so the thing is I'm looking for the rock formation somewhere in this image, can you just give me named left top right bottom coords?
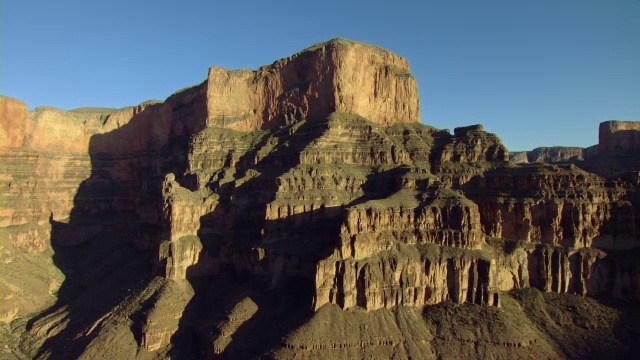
left=598, top=120, right=640, bottom=154
left=510, top=121, right=640, bottom=178
left=510, top=147, right=587, bottom=164
left=1, top=38, right=639, bottom=359
left=206, top=39, right=419, bottom=131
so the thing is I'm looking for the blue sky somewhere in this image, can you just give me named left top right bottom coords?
left=2, top=0, right=639, bottom=151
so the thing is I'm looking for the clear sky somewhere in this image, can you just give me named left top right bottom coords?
left=2, top=0, right=639, bottom=151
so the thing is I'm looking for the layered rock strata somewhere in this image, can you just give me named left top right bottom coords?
left=599, top=120, right=640, bottom=154
left=510, top=147, right=587, bottom=164
left=510, top=121, right=640, bottom=178
left=0, top=39, right=639, bottom=359
left=464, top=164, right=635, bottom=248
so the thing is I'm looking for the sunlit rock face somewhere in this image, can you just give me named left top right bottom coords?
left=1, top=39, right=640, bottom=359
left=205, top=38, right=420, bottom=131
left=599, top=120, right=640, bottom=154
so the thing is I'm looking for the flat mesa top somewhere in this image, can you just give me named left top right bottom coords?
left=295, top=37, right=395, bottom=55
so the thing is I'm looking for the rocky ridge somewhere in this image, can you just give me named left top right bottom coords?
left=510, top=146, right=592, bottom=164
left=1, top=38, right=639, bottom=359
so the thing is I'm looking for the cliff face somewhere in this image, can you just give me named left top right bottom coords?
left=510, top=147, right=586, bottom=164
left=206, top=39, right=420, bottom=131
left=599, top=120, right=640, bottom=154
left=512, top=121, right=640, bottom=178
left=1, top=39, right=640, bottom=359
left=0, top=83, right=207, bottom=330
left=0, top=96, right=32, bottom=148
left=464, top=165, right=635, bottom=248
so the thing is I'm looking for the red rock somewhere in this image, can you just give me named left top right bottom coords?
left=205, top=39, right=420, bottom=131
left=0, top=96, right=31, bottom=148
left=599, top=120, right=640, bottom=154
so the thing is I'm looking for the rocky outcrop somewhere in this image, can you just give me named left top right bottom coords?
left=142, top=112, right=516, bottom=322
left=528, top=147, right=585, bottom=163
left=0, top=38, right=415, bottom=253
left=339, top=189, right=485, bottom=259
left=139, top=280, right=194, bottom=352
left=509, top=151, right=528, bottom=163
left=153, top=103, right=640, bottom=316
left=465, top=164, right=637, bottom=249
left=572, top=120, right=640, bottom=178
left=209, top=296, right=260, bottom=355
left=510, top=147, right=586, bottom=164
left=314, top=245, right=499, bottom=311
left=0, top=96, right=32, bottom=148
left=599, top=120, right=640, bottom=154
left=0, top=92, right=187, bottom=324
left=491, top=239, right=640, bottom=301
left=206, top=39, right=419, bottom=131
left=512, top=121, right=640, bottom=179
left=441, top=124, right=508, bottom=164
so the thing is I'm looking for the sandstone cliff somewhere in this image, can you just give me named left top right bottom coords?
left=206, top=39, right=419, bottom=131
left=599, top=120, right=640, bottom=154
left=1, top=39, right=639, bottom=359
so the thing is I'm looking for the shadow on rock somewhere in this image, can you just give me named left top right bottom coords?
left=26, top=85, right=209, bottom=359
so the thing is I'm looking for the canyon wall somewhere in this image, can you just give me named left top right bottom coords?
left=510, top=147, right=586, bottom=164
left=1, top=39, right=640, bottom=358
left=599, top=120, right=640, bottom=154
